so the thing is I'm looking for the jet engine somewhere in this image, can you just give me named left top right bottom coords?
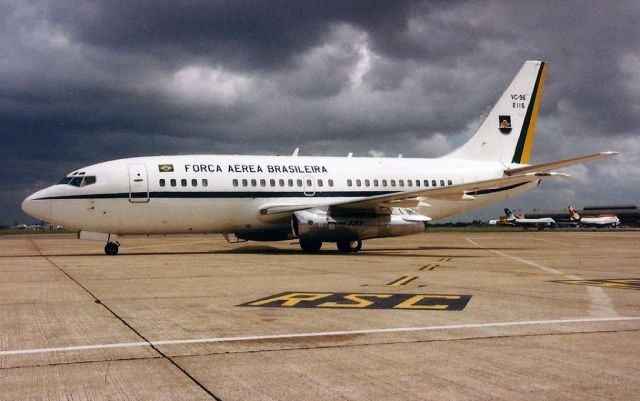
left=291, top=209, right=429, bottom=242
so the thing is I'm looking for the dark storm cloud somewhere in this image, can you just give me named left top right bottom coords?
left=45, top=0, right=419, bottom=71
left=1, top=0, right=638, bottom=224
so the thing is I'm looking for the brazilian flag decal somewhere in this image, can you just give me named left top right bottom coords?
left=158, top=164, right=174, bottom=172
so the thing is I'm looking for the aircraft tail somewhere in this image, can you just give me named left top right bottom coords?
left=504, top=208, right=516, bottom=220
left=567, top=206, right=580, bottom=220
left=444, top=61, right=547, bottom=165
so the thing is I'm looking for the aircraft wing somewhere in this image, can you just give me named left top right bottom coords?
left=260, top=172, right=564, bottom=216
left=260, top=150, right=620, bottom=217
left=504, top=151, right=619, bottom=176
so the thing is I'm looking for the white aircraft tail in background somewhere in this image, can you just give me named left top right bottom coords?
left=22, top=61, right=619, bottom=254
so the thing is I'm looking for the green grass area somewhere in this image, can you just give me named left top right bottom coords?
left=426, top=226, right=639, bottom=232
left=1, top=226, right=636, bottom=236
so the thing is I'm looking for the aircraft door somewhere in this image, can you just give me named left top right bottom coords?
left=303, top=175, right=315, bottom=196
left=128, top=163, right=150, bottom=203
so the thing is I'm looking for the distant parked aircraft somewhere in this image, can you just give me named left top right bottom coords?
left=568, top=206, right=620, bottom=227
left=501, top=208, right=555, bottom=229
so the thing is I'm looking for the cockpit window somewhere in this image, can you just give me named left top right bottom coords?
left=69, top=177, right=84, bottom=187
left=57, top=175, right=97, bottom=187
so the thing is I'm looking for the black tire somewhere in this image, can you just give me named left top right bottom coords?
left=104, top=242, right=119, bottom=255
left=336, top=239, right=362, bottom=253
left=299, top=238, right=322, bottom=252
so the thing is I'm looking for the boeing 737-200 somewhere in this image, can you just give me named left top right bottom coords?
left=22, top=61, right=618, bottom=254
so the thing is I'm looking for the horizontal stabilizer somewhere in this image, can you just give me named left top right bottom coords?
left=505, top=151, right=619, bottom=176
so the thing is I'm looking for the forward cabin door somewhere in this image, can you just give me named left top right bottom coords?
left=128, top=163, right=150, bottom=203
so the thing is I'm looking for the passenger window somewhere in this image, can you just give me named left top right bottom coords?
left=382, top=179, right=387, bottom=187
left=317, top=179, right=323, bottom=187
left=424, top=180, right=429, bottom=187
left=288, top=179, right=294, bottom=187
left=399, top=180, right=404, bottom=187
left=170, top=179, right=176, bottom=187
left=347, top=179, right=353, bottom=187
left=432, top=180, right=437, bottom=187
left=448, top=180, right=453, bottom=186
left=181, top=179, right=187, bottom=187
left=365, top=179, right=370, bottom=187
left=270, top=179, right=276, bottom=187
left=356, top=179, right=362, bottom=186
left=306, top=179, right=312, bottom=186
left=390, top=179, right=396, bottom=187
left=279, top=179, right=285, bottom=186
left=232, top=179, right=238, bottom=187
left=191, top=179, right=198, bottom=187
left=373, top=179, right=379, bottom=187
left=242, top=179, right=248, bottom=187
left=160, top=179, right=165, bottom=187
left=407, top=180, right=412, bottom=187
left=202, top=179, right=208, bottom=187
left=440, top=180, right=445, bottom=186
left=297, top=179, right=303, bottom=187
left=328, top=179, right=334, bottom=187
left=251, top=179, right=257, bottom=187
left=415, top=180, right=420, bottom=187
left=260, top=179, right=266, bottom=187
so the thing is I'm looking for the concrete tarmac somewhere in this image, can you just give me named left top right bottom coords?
left=1, top=231, right=639, bottom=400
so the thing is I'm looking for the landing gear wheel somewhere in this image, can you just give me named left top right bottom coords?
left=104, top=242, right=119, bottom=255
left=299, top=238, right=322, bottom=252
left=337, top=239, right=362, bottom=253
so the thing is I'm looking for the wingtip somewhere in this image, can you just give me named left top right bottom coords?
left=601, top=151, right=621, bottom=156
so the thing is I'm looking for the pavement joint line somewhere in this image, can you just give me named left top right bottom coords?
left=27, top=238, right=223, bottom=401
left=2, top=316, right=640, bottom=357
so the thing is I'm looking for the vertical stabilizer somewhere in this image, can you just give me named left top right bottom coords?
left=445, top=61, right=547, bottom=165
left=568, top=206, right=580, bottom=220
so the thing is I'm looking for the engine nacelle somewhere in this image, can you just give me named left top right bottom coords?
left=292, top=209, right=428, bottom=242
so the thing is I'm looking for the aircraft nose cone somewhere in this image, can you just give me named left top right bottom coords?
left=22, top=192, right=52, bottom=223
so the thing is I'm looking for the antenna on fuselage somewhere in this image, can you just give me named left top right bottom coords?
left=347, top=152, right=353, bottom=157
left=292, top=148, right=299, bottom=157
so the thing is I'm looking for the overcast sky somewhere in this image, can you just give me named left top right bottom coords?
left=2, top=0, right=638, bottom=224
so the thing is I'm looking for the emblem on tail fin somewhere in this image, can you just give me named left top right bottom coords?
left=499, top=115, right=512, bottom=135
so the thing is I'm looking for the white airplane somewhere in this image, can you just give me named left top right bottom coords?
left=22, top=61, right=619, bottom=255
left=568, top=206, right=620, bottom=227
left=501, top=208, right=556, bottom=229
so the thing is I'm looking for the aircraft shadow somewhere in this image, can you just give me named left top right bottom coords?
left=6, top=245, right=529, bottom=258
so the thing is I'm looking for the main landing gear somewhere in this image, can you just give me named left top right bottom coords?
left=298, top=238, right=363, bottom=253
left=299, top=238, right=322, bottom=252
left=104, top=241, right=119, bottom=255
left=336, top=239, right=362, bottom=253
